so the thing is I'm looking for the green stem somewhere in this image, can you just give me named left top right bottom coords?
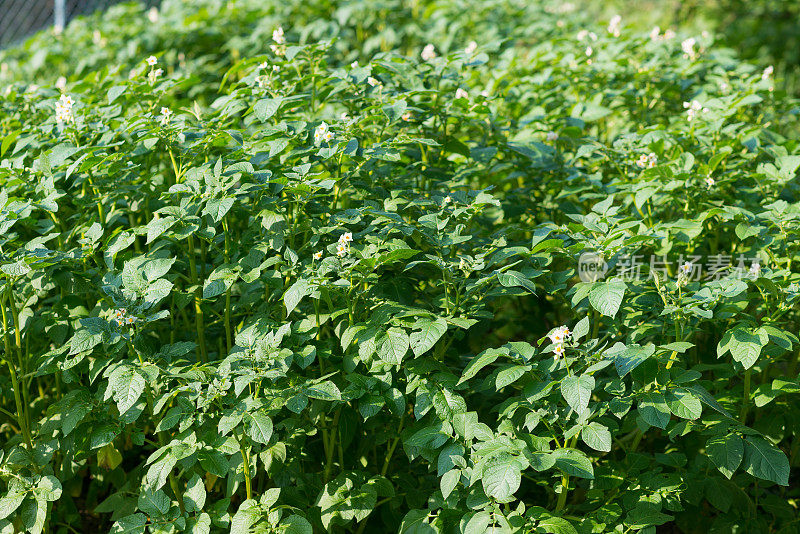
left=236, top=431, right=253, bottom=500
left=5, top=284, right=31, bottom=429
left=740, top=369, right=752, bottom=423
left=555, top=436, right=578, bottom=512
left=381, top=411, right=406, bottom=477
left=323, top=408, right=342, bottom=482
left=222, top=218, right=232, bottom=354
left=187, top=234, right=208, bottom=363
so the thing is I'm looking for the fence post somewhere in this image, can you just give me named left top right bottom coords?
left=54, top=0, right=66, bottom=34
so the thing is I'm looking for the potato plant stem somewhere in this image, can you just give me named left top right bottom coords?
left=187, top=234, right=208, bottom=363
left=6, top=284, right=31, bottom=428
left=235, top=430, right=253, bottom=500
left=555, top=435, right=578, bottom=512
left=740, top=369, right=751, bottom=423
left=222, top=218, right=232, bottom=354
left=2, top=295, right=33, bottom=453
left=323, top=408, right=341, bottom=482
left=381, top=411, right=406, bottom=476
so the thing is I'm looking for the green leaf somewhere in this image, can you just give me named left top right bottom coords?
left=377, top=328, right=409, bottom=365
left=463, top=511, right=491, bottom=534
left=497, top=270, right=537, bottom=295
left=611, top=343, right=655, bottom=377
left=282, top=515, right=313, bottom=534
left=581, top=422, right=611, bottom=452
left=551, top=449, right=594, bottom=479
left=458, top=348, right=503, bottom=385
left=440, top=469, right=460, bottom=500
left=183, top=474, right=207, bottom=513
left=638, top=392, right=670, bottom=429
left=588, top=279, right=626, bottom=318
left=110, top=514, right=146, bottom=534
left=560, top=375, right=594, bottom=414
left=137, top=488, right=170, bottom=517
left=284, top=278, right=312, bottom=315
left=481, top=455, right=523, bottom=500
left=306, top=380, right=341, bottom=401
left=742, top=436, right=790, bottom=486
left=409, top=317, right=447, bottom=357
left=537, top=516, right=579, bottom=534
left=707, top=434, right=744, bottom=479
left=666, top=388, right=702, bottom=420
left=110, top=366, right=146, bottom=415
left=203, top=197, right=234, bottom=224
left=729, top=328, right=763, bottom=369
left=0, top=492, right=24, bottom=520
left=230, top=499, right=259, bottom=534
left=245, top=410, right=273, bottom=444
left=572, top=316, right=590, bottom=341
left=254, top=97, right=283, bottom=121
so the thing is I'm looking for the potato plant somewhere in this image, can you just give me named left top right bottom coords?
left=1, top=1, right=799, bottom=533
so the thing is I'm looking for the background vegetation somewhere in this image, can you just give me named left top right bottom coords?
left=0, top=1, right=799, bottom=533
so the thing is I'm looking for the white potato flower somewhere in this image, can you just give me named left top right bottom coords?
left=548, top=325, right=572, bottom=345
left=681, top=37, right=697, bottom=59
left=159, top=107, right=172, bottom=125
left=455, top=88, right=468, bottom=100
left=553, top=344, right=565, bottom=360
left=465, top=41, right=478, bottom=55
left=313, top=251, right=323, bottom=260
left=421, top=44, right=437, bottom=61
left=607, top=15, right=622, bottom=37
left=546, top=131, right=559, bottom=142
left=367, top=76, right=381, bottom=87
left=273, top=26, right=286, bottom=45
left=146, top=55, right=158, bottom=66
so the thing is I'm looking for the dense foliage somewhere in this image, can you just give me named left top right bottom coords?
left=1, top=1, right=800, bottom=533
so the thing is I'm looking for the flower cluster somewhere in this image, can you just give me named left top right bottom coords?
left=271, top=26, right=286, bottom=56
left=55, top=94, right=74, bottom=124
left=367, top=76, right=381, bottom=88
left=649, top=26, right=676, bottom=41
left=683, top=99, right=707, bottom=121
left=677, top=261, right=696, bottom=286
left=576, top=30, right=597, bottom=42
left=465, top=41, right=478, bottom=55
left=607, top=15, right=622, bottom=37
left=112, top=308, right=136, bottom=327
left=421, top=44, right=436, bottom=61
left=681, top=37, right=697, bottom=60
left=636, top=152, right=657, bottom=168
left=314, top=122, right=334, bottom=144
left=455, top=88, right=469, bottom=100
left=337, top=232, right=353, bottom=257
left=548, top=325, right=572, bottom=360
left=159, top=107, right=172, bottom=126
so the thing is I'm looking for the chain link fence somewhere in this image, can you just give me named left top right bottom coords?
left=0, top=0, right=159, bottom=48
